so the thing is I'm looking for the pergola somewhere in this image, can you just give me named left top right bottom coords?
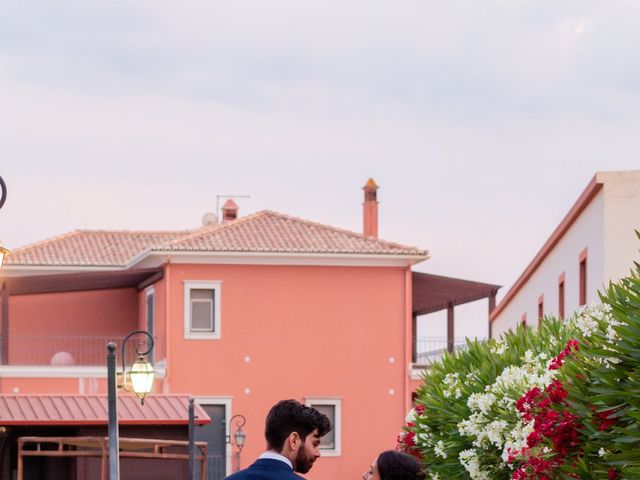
left=412, top=271, right=501, bottom=362
left=17, top=436, right=208, bottom=480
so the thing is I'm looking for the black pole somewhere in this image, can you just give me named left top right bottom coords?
left=107, top=342, right=120, bottom=480
left=188, top=398, right=195, bottom=480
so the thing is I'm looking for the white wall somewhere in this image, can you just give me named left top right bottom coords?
left=602, top=171, right=640, bottom=285
left=492, top=191, right=605, bottom=337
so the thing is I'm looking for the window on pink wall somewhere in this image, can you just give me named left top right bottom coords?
left=305, top=398, right=341, bottom=456
left=579, top=249, right=588, bottom=307
left=184, top=280, right=222, bottom=340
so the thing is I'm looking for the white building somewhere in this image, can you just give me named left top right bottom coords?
left=490, top=170, right=640, bottom=338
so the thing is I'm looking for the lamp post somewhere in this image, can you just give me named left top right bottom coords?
left=227, top=414, right=247, bottom=472
left=107, top=330, right=155, bottom=480
left=0, top=176, right=10, bottom=270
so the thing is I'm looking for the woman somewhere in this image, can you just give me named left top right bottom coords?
left=362, top=450, right=425, bottom=480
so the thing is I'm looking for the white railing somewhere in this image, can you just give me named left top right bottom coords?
left=1, top=334, right=165, bottom=366
left=414, top=336, right=469, bottom=366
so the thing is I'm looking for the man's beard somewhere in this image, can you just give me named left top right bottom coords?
left=293, top=447, right=315, bottom=474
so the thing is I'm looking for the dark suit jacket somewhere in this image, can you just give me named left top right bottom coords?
left=225, top=458, right=304, bottom=480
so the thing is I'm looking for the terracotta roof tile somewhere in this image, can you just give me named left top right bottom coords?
left=6, top=230, right=192, bottom=267
left=158, top=211, right=425, bottom=256
left=6, top=211, right=426, bottom=268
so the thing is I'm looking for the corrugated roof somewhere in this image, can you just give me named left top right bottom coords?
left=0, top=394, right=210, bottom=426
left=6, top=210, right=426, bottom=268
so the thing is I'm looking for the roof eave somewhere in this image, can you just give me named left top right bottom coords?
left=130, top=250, right=430, bottom=269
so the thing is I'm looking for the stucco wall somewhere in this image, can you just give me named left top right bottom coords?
left=8, top=288, right=139, bottom=365
left=163, top=263, right=409, bottom=480
left=492, top=191, right=605, bottom=337
left=602, top=171, right=640, bottom=284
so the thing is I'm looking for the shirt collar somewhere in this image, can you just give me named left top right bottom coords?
left=258, top=451, right=293, bottom=469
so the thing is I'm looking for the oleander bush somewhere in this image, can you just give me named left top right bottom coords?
left=400, top=261, right=640, bottom=479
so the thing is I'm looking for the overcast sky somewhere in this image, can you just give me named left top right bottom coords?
left=2, top=1, right=639, bottom=338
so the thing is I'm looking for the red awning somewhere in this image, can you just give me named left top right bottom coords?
left=0, top=394, right=210, bottom=426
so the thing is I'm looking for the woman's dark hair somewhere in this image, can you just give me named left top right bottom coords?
left=377, top=450, right=425, bottom=480
left=265, top=399, right=332, bottom=451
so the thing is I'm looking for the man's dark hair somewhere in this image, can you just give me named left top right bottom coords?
left=377, top=450, right=425, bottom=480
left=264, top=399, right=332, bottom=451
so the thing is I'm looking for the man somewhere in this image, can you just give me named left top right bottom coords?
left=226, top=399, right=332, bottom=479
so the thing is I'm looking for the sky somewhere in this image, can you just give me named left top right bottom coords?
left=2, top=1, right=640, bottom=339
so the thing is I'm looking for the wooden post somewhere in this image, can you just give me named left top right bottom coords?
left=447, top=303, right=454, bottom=353
left=411, top=314, right=417, bottom=364
left=17, top=438, right=23, bottom=480
left=0, top=282, right=8, bottom=365
left=488, top=291, right=496, bottom=339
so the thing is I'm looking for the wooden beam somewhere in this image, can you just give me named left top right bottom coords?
left=137, top=270, right=164, bottom=291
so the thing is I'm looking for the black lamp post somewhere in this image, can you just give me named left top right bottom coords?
left=227, top=414, right=247, bottom=472
left=0, top=176, right=10, bottom=270
left=107, top=330, right=155, bottom=480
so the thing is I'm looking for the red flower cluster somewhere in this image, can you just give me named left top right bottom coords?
left=593, top=407, right=618, bottom=431
left=511, top=378, right=581, bottom=477
left=397, top=403, right=426, bottom=458
left=548, top=340, right=579, bottom=370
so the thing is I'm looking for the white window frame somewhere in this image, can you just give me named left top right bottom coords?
left=184, top=280, right=222, bottom=340
left=305, top=397, right=342, bottom=456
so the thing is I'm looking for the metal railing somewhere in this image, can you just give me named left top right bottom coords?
left=414, top=336, right=469, bottom=366
left=1, top=334, right=165, bottom=366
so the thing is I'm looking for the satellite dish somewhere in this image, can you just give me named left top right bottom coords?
left=202, top=212, right=219, bottom=226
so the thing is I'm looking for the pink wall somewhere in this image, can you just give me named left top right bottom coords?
left=163, top=263, right=410, bottom=480
left=8, top=288, right=139, bottom=365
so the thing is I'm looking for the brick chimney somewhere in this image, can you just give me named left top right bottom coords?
left=222, top=199, right=239, bottom=221
left=362, top=178, right=379, bottom=238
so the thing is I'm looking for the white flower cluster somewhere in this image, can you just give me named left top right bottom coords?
left=442, top=372, right=463, bottom=399
left=459, top=449, right=490, bottom=480
left=416, top=431, right=433, bottom=447
left=467, top=393, right=496, bottom=415
left=490, top=340, right=507, bottom=355
left=434, top=440, right=447, bottom=459
left=456, top=350, right=557, bottom=469
left=492, top=361, right=555, bottom=395
left=606, top=317, right=625, bottom=342
left=573, top=311, right=599, bottom=337
left=571, top=303, right=623, bottom=340
left=501, top=421, right=534, bottom=462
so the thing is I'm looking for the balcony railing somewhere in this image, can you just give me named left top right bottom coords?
left=0, top=334, right=165, bottom=367
left=414, top=336, right=469, bottom=367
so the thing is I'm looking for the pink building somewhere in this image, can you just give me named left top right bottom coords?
left=0, top=180, right=498, bottom=480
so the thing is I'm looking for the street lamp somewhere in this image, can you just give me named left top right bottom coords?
left=107, top=330, right=155, bottom=480
left=0, top=176, right=10, bottom=270
left=227, top=414, right=247, bottom=471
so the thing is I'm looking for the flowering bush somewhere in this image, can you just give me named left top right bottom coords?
left=401, top=259, right=640, bottom=479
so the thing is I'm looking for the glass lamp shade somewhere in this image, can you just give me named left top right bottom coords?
left=234, top=427, right=246, bottom=449
left=0, top=243, right=9, bottom=270
left=129, top=355, right=155, bottom=399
